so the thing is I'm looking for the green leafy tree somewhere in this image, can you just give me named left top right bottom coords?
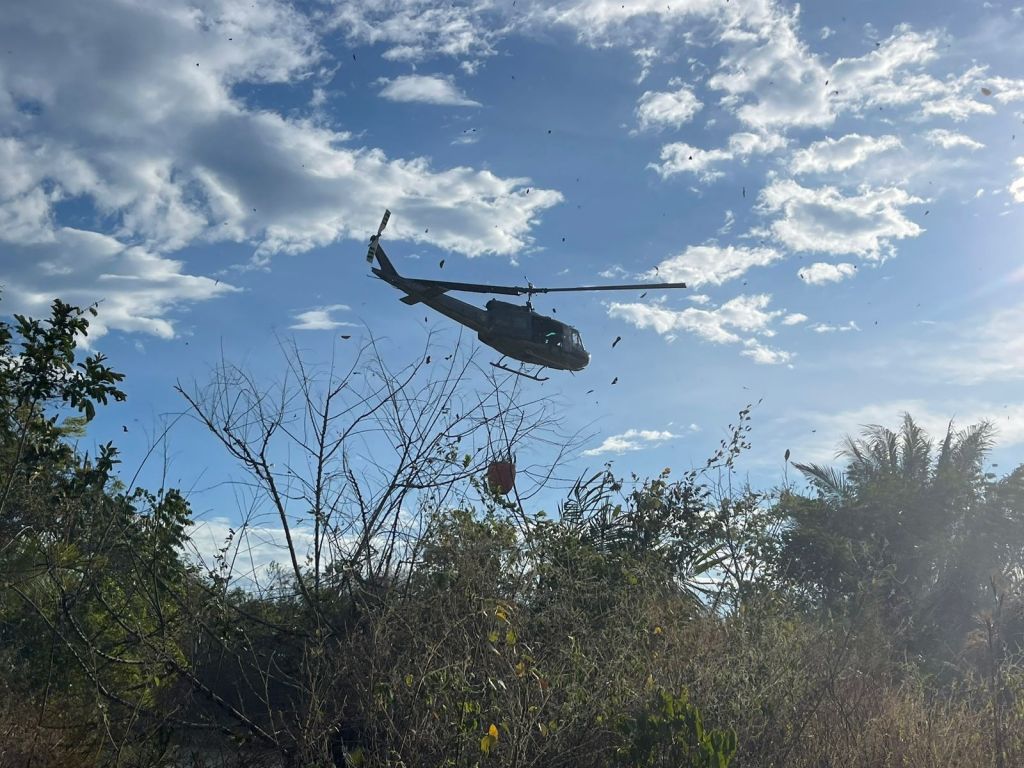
left=781, top=414, right=1024, bottom=657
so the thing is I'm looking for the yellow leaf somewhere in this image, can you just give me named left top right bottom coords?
left=653, top=625, right=663, bottom=635
left=404, top=673, right=413, bottom=687
left=505, top=629, right=517, bottom=645
left=515, top=661, right=526, bottom=677
left=487, top=629, right=499, bottom=643
left=480, top=723, right=499, bottom=755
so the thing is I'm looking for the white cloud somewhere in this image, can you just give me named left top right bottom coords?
left=188, top=515, right=318, bottom=587
left=331, top=1, right=498, bottom=62
left=583, top=428, right=679, bottom=456
left=761, top=180, right=923, bottom=259
left=782, top=312, right=808, bottom=325
left=290, top=304, right=356, bottom=331
left=820, top=26, right=835, bottom=40
left=718, top=209, right=735, bottom=235
left=599, top=265, right=629, bottom=279
left=649, top=130, right=786, bottom=181
left=609, top=293, right=793, bottom=364
left=1, top=228, right=235, bottom=340
left=924, top=129, right=985, bottom=151
left=798, top=262, right=858, bottom=285
left=708, top=4, right=833, bottom=130
left=742, top=339, right=793, bottom=364
left=810, top=320, right=860, bottom=333
left=989, top=75, right=1024, bottom=103
left=642, top=245, right=782, bottom=287
left=635, top=83, right=702, bottom=130
left=377, top=74, right=480, bottom=106
left=649, top=142, right=732, bottom=181
left=1011, top=157, right=1024, bottom=202
left=789, top=134, right=901, bottom=174
left=0, top=0, right=562, bottom=337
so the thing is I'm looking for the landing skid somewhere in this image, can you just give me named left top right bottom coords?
left=490, top=359, right=549, bottom=381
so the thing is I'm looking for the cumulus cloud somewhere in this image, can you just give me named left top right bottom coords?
left=378, top=74, right=480, bottom=106
left=798, top=262, right=858, bottom=285
left=583, top=428, right=680, bottom=456
left=331, top=0, right=498, bottom=62
left=608, top=293, right=793, bottom=364
left=649, top=131, right=787, bottom=181
left=761, top=180, right=923, bottom=259
left=635, top=82, right=702, bottom=130
left=782, top=312, right=808, bottom=325
left=0, top=0, right=561, bottom=338
left=0, top=228, right=235, bottom=340
left=924, top=129, right=985, bottom=150
left=641, top=245, right=782, bottom=287
left=789, top=134, right=901, bottom=174
left=289, top=304, right=356, bottom=331
left=1011, top=157, right=1024, bottom=202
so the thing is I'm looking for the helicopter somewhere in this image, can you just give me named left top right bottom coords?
left=365, top=210, right=688, bottom=380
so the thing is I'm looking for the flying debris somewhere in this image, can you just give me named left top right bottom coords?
left=784, top=448, right=791, bottom=462
left=340, top=334, right=352, bottom=340
left=612, top=336, right=622, bottom=348
left=439, top=259, right=446, bottom=269
left=122, top=425, right=128, bottom=433
left=640, top=292, right=647, bottom=299
left=426, top=355, right=431, bottom=364
left=611, top=377, right=618, bottom=385
left=586, top=389, right=594, bottom=394
left=981, top=87, right=993, bottom=96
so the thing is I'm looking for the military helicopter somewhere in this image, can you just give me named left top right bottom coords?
left=365, top=210, right=688, bottom=380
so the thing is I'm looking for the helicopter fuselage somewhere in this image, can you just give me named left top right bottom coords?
left=372, top=266, right=591, bottom=372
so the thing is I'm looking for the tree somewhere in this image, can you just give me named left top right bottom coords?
left=0, top=298, right=197, bottom=765
left=174, top=334, right=581, bottom=764
left=782, top=414, right=1024, bottom=658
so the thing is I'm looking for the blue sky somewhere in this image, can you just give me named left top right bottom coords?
left=4, top=0, right=1024, bottom=569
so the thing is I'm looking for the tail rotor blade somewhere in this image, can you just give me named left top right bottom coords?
left=367, top=209, right=391, bottom=263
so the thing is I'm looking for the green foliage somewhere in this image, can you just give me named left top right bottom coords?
left=619, top=688, right=737, bottom=768
left=4, top=297, right=1024, bottom=768
left=781, top=414, right=1024, bottom=661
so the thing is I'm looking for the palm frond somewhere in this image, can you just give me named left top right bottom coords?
left=793, top=461, right=850, bottom=498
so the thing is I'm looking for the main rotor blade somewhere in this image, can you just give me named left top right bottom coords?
left=527, top=281, right=688, bottom=294
left=400, top=277, right=687, bottom=296
left=403, top=278, right=525, bottom=296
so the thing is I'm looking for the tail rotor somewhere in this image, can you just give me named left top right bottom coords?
left=366, top=209, right=391, bottom=264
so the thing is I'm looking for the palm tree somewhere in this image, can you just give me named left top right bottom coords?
left=781, top=414, right=1017, bottom=657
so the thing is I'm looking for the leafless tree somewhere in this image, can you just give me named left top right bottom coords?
left=174, top=332, right=583, bottom=764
